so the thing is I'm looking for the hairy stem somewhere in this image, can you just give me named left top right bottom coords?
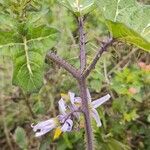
left=47, top=19, right=114, bottom=150
left=78, top=16, right=93, bottom=150
left=46, top=52, right=80, bottom=79
left=83, top=38, right=114, bottom=78
left=78, top=79, right=93, bottom=150
left=78, top=17, right=86, bottom=72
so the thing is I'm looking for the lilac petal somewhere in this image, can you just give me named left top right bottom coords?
left=74, top=97, right=82, bottom=104
left=92, top=94, right=111, bottom=109
left=31, top=119, right=55, bottom=132
left=68, top=92, right=75, bottom=104
left=86, top=89, right=91, bottom=102
left=61, top=119, right=73, bottom=132
left=31, top=118, right=57, bottom=137
left=58, top=115, right=66, bottom=123
left=58, top=98, right=66, bottom=115
left=35, top=127, right=53, bottom=137
left=91, top=109, right=102, bottom=127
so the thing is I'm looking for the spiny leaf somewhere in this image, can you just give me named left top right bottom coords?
left=0, top=25, right=59, bottom=93
left=96, top=0, right=150, bottom=51
left=12, top=26, right=59, bottom=93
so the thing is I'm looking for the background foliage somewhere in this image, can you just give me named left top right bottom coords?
left=0, top=0, right=150, bottom=150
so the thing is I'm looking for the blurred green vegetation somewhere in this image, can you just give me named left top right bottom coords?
left=0, top=0, right=150, bottom=150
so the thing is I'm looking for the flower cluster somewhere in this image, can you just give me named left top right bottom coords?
left=31, top=89, right=111, bottom=138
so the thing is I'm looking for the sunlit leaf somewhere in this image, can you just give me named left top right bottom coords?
left=27, top=9, right=50, bottom=27
left=0, top=13, right=17, bottom=30
left=96, top=0, right=150, bottom=51
left=58, top=0, right=95, bottom=16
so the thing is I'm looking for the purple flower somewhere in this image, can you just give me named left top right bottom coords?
left=32, top=98, right=73, bottom=137
left=31, top=118, right=58, bottom=137
left=86, top=89, right=111, bottom=127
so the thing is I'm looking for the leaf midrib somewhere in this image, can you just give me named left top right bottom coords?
left=23, top=36, right=33, bottom=75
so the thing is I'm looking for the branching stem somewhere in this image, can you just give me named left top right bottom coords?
left=46, top=52, right=80, bottom=79
left=47, top=17, right=114, bottom=150
left=83, top=38, right=114, bottom=78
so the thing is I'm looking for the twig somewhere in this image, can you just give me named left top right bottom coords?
left=107, top=48, right=137, bottom=75
left=46, top=52, right=80, bottom=79
left=78, top=17, right=86, bottom=72
left=24, top=95, right=36, bottom=119
left=83, top=38, right=114, bottom=78
left=103, top=59, right=110, bottom=84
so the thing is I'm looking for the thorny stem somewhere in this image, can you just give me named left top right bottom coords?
left=47, top=18, right=113, bottom=150
left=78, top=79, right=93, bottom=150
left=78, top=16, right=94, bottom=150
left=46, top=52, right=80, bottom=79
left=83, top=38, right=114, bottom=78
left=78, top=17, right=86, bottom=72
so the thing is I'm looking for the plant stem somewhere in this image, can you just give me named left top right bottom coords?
left=46, top=52, right=80, bottom=79
left=78, top=17, right=86, bottom=72
left=78, top=78, right=93, bottom=150
left=24, top=95, right=36, bottom=119
left=47, top=18, right=114, bottom=150
left=78, top=16, right=93, bottom=150
left=83, top=38, right=114, bottom=78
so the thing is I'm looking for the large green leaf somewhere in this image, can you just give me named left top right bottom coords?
left=58, top=0, right=95, bottom=16
left=26, top=9, right=51, bottom=27
left=96, top=0, right=150, bottom=51
left=0, top=13, right=17, bottom=30
left=0, top=25, right=59, bottom=93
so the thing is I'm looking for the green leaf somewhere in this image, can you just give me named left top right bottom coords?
left=27, top=9, right=50, bottom=27
left=96, top=0, right=150, bottom=51
left=12, top=26, right=59, bottom=93
left=58, top=0, right=95, bottom=16
left=0, top=25, right=59, bottom=93
left=14, top=127, right=28, bottom=150
left=0, top=30, right=15, bottom=45
left=0, top=30, right=21, bottom=56
left=0, top=13, right=17, bottom=30
left=108, top=138, right=130, bottom=150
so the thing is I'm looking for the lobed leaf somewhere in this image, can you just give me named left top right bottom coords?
left=0, top=25, right=59, bottom=93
